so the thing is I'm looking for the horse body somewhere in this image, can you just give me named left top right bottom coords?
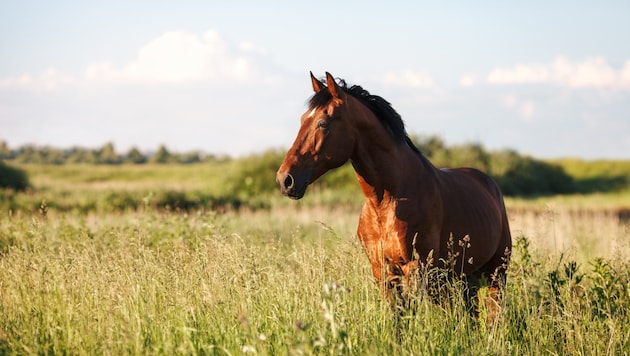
left=277, top=72, right=511, bottom=312
left=351, top=122, right=510, bottom=288
left=436, top=167, right=511, bottom=277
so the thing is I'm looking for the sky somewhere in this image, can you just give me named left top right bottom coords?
left=1, top=1, right=630, bottom=159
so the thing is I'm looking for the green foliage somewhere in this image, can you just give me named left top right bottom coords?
left=0, top=161, right=29, bottom=191
left=491, top=150, right=576, bottom=196
left=413, top=134, right=447, bottom=158
left=149, top=145, right=172, bottom=164
left=227, top=150, right=285, bottom=199
left=414, top=135, right=491, bottom=172
left=2, top=137, right=629, bottom=198
left=447, top=143, right=492, bottom=172
left=1, top=157, right=629, bottom=353
left=0, top=163, right=254, bottom=214
left=1, top=142, right=217, bottom=165
left=97, top=142, right=122, bottom=164
left=318, top=163, right=358, bottom=192
left=553, top=158, right=630, bottom=193
left=125, top=147, right=147, bottom=164
left=0, top=210, right=628, bottom=354
left=224, top=149, right=362, bottom=206
left=0, top=141, right=11, bottom=160
left=589, top=258, right=629, bottom=318
left=412, top=136, right=580, bottom=196
left=65, top=147, right=99, bottom=164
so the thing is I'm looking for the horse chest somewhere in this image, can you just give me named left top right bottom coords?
left=358, top=201, right=412, bottom=264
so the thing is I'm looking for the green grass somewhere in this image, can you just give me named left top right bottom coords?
left=1, top=163, right=629, bottom=354
left=8, top=160, right=630, bottom=216
left=2, top=163, right=258, bottom=214
left=1, top=206, right=629, bottom=354
left=19, top=162, right=234, bottom=193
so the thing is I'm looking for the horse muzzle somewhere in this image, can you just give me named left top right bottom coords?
left=276, top=170, right=309, bottom=199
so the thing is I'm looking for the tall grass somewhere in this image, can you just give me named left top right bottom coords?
left=1, top=163, right=629, bottom=354
left=1, top=205, right=628, bottom=354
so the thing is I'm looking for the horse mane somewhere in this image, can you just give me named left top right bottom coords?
left=308, top=78, right=420, bottom=154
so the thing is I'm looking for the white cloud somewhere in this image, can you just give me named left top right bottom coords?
left=622, top=62, right=630, bottom=84
left=0, top=68, right=76, bottom=92
left=238, top=41, right=267, bottom=55
left=487, top=56, right=630, bottom=90
left=376, top=70, right=434, bottom=88
left=458, top=74, right=478, bottom=87
left=488, top=63, right=549, bottom=85
left=519, top=101, right=536, bottom=121
left=552, top=56, right=617, bottom=88
left=1, top=29, right=268, bottom=91
left=502, top=94, right=518, bottom=109
left=501, top=94, right=536, bottom=121
left=87, top=30, right=256, bottom=85
left=0, top=74, right=33, bottom=89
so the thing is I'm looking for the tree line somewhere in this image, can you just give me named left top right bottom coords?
left=0, top=141, right=223, bottom=165
left=0, top=137, right=597, bottom=197
left=229, top=135, right=579, bottom=198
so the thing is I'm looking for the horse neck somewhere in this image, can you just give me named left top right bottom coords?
left=347, top=106, right=440, bottom=205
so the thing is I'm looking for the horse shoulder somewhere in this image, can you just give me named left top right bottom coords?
left=358, top=197, right=414, bottom=256
left=357, top=202, right=386, bottom=280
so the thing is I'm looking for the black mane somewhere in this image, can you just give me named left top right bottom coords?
left=308, top=78, right=419, bottom=153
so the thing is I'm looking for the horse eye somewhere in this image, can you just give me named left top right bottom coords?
left=317, top=120, right=329, bottom=129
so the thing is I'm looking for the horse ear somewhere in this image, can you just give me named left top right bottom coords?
left=311, top=71, right=324, bottom=93
left=325, top=72, right=340, bottom=99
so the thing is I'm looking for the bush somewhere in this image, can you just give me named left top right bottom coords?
left=491, top=150, right=576, bottom=196
left=0, top=161, right=29, bottom=191
left=228, top=150, right=285, bottom=198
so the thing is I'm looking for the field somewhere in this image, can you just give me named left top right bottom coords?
left=1, top=163, right=629, bottom=354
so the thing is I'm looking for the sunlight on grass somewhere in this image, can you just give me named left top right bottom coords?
left=1, top=206, right=628, bottom=354
left=1, top=163, right=629, bottom=353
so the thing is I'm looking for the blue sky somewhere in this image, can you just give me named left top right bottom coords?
left=1, top=1, right=629, bottom=159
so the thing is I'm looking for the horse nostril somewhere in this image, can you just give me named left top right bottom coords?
left=283, top=174, right=294, bottom=190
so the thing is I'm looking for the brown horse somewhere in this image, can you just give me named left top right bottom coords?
left=276, top=72, right=511, bottom=315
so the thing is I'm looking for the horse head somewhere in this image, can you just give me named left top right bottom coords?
left=276, top=72, right=355, bottom=199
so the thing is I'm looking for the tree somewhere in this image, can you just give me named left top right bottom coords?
left=0, top=160, right=29, bottom=191
left=150, top=145, right=171, bottom=164
left=125, top=147, right=147, bottom=164
left=0, top=141, right=11, bottom=160
left=66, top=147, right=94, bottom=163
left=229, top=150, right=284, bottom=198
left=177, top=151, right=202, bottom=164
left=417, top=135, right=446, bottom=155
left=492, top=151, right=576, bottom=196
left=41, top=146, right=65, bottom=164
left=98, top=142, right=121, bottom=164
left=448, top=143, right=491, bottom=172
left=14, top=145, right=40, bottom=163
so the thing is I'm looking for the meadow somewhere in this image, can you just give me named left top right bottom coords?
left=1, top=162, right=629, bottom=354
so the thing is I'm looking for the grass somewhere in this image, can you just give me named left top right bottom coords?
left=1, top=205, right=629, bottom=354
left=1, top=163, right=629, bottom=354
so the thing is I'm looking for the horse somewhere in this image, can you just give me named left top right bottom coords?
left=276, top=72, right=512, bottom=317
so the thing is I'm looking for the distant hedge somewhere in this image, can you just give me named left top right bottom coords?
left=3, top=137, right=624, bottom=197
left=226, top=145, right=579, bottom=199
left=490, top=150, right=576, bottom=196
left=0, top=161, right=29, bottom=191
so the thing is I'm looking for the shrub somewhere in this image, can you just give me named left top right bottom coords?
left=0, top=161, right=29, bottom=191
left=228, top=150, right=285, bottom=198
left=491, top=150, right=576, bottom=196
